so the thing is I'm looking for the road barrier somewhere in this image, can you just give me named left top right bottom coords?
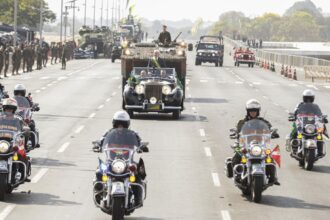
left=304, top=66, right=330, bottom=82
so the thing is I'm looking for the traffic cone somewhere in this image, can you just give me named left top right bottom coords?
left=280, top=65, right=284, bottom=75
left=284, top=66, right=288, bottom=77
left=261, top=61, right=264, bottom=68
left=288, top=66, right=292, bottom=78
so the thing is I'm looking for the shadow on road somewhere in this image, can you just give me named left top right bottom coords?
left=127, top=218, right=164, bottom=220
left=32, top=157, right=76, bottom=167
left=35, top=113, right=89, bottom=120
left=185, top=98, right=228, bottom=104
left=311, top=165, right=330, bottom=174
left=261, top=195, right=330, bottom=210
left=132, top=113, right=207, bottom=122
left=5, top=192, right=81, bottom=206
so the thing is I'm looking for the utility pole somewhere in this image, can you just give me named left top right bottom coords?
left=60, top=0, right=63, bottom=42
left=93, top=0, right=96, bottom=28
left=118, top=0, right=121, bottom=24
left=13, top=0, right=18, bottom=46
left=111, top=0, right=114, bottom=29
left=101, top=0, right=103, bottom=27
left=84, top=0, right=87, bottom=26
left=64, top=6, right=69, bottom=42
left=72, top=0, right=76, bottom=42
left=39, top=0, right=43, bottom=47
left=106, top=0, right=109, bottom=27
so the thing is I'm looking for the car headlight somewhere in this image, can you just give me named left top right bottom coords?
left=124, top=49, right=131, bottom=55
left=0, top=141, right=10, bottom=153
left=305, top=124, right=316, bottom=134
left=135, top=85, right=145, bottom=94
left=212, top=53, right=215, bottom=56
left=111, top=159, right=126, bottom=174
left=177, top=50, right=184, bottom=56
left=150, top=97, right=157, bottom=104
left=162, top=85, right=172, bottom=95
left=250, top=145, right=262, bottom=156
left=118, top=46, right=122, bottom=49
left=198, top=52, right=202, bottom=56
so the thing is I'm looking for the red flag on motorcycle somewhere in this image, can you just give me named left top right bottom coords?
left=271, top=145, right=281, bottom=168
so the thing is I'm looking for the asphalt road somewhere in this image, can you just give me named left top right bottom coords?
left=0, top=51, right=329, bottom=220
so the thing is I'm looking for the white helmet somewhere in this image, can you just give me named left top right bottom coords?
left=14, top=84, right=26, bottom=96
left=2, top=98, right=18, bottom=112
left=112, top=111, right=130, bottom=128
left=302, top=89, right=315, bottom=103
left=246, top=99, right=261, bottom=110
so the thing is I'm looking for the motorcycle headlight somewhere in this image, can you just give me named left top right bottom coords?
left=124, top=49, right=131, bottom=55
left=250, top=145, right=262, bottom=156
left=305, top=124, right=316, bottom=134
left=150, top=97, right=157, bottom=104
left=111, top=160, right=126, bottom=174
left=0, top=141, right=10, bottom=153
left=135, top=84, right=145, bottom=94
left=162, top=85, right=172, bottom=95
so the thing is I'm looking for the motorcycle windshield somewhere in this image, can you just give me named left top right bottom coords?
left=0, top=117, right=21, bottom=139
left=239, top=119, right=271, bottom=148
left=14, top=96, right=32, bottom=120
left=296, top=103, right=322, bottom=117
left=103, top=128, right=138, bottom=161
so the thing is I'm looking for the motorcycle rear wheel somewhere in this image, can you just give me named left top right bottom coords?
left=112, top=197, right=125, bottom=220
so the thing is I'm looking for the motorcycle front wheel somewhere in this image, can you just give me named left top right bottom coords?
left=0, top=173, right=7, bottom=201
left=304, top=149, right=315, bottom=171
left=112, top=197, right=125, bottom=220
left=251, top=176, right=263, bottom=203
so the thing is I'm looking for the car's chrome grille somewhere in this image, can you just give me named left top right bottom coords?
left=145, top=85, right=162, bottom=101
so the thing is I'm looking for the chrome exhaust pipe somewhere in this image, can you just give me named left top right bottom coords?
left=233, top=164, right=244, bottom=175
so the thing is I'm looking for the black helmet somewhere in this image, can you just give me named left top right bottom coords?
left=302, top=89, right=315, bottom=103
left=112, top=111, right=130, bottom=128
left=14, top=84, right=26, bottom=96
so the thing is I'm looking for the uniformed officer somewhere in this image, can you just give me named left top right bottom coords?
left=158, top=25, right=171, bottom=45
left=0, top=46, right=4, bottom=79
left=3, top=46, right=10, bottom=77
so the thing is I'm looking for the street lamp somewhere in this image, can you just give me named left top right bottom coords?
left=13, top=0, right=18, bottom=46
left=40, top=0, right=43, bottom=46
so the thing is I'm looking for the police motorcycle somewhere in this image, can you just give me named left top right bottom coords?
left=14, top=95, right=40, bottom=151
left=287, top=103, right=328, bottom=170
left=0, top=116, right=37, bottom=201
left=225, top=119, right=279, bottom=203
left=92, top=128, right=149, bottom=220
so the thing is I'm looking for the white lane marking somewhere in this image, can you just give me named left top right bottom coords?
left=0, top=205, right=16, bottom=220
left=204, top=147, right=212, bottom=157
left=289, top=83, right=298, bottom=87
left=307, top=85, right=319, bottom=90
left=57, top=142, right=70, bottom=153
left=47, top=83, right=53, bottom=87
left=249, top=84, right=253, bottom=87
left=192, top=107, right=196, bottom=111
left=40, top=76, right=49, bottom=80
left=253, top=82, right=261, bottom=85
left=200, top=79, right=208, bottom=83
left=212, top=173, right=221, bottom=187
left=75, top=125, right=85, bottom=134
left=285, top=109, right=290, bottom=113
left=97, top=105, right=104, bottom=110
left=235, top=75, right=245, bottom=82
left=35, top=90, right=41, bottom=93
left=221, top=210, right=231, bottom=220
left=41, top=87, right=46, bottom=90
left=235, top=81, right=243, bottom=84
left=112, top=92, right=117, bottom=96
left=199, top=129, right=206, bottom=137
left=67, top=73, right=73, bottom=76
left=57, top=76, right=68, bottom=81
left=274, top=103, right=279, bottom=106
left=324, top=85, right=330, bottom=89
left=89, top=112, right=96, bottom=118
left=31, top=168, right=49, bottom=183
left=52, top=81, right=57, bottom=84
left=106, top=98, right=111, bottom=102
left=262, top=95, right=269, bottom=100
left=112, top=76, right=120, bottom=80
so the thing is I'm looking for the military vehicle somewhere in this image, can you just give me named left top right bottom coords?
left=78, top=25, right=113, bottom=58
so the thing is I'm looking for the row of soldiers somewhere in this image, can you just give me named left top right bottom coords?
left=0, top=41, right=72, bottom=78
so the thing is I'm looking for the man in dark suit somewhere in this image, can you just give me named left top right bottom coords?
left=158, top=25, right=171, bottom=45
left=148, top=50, right=166, bottom=68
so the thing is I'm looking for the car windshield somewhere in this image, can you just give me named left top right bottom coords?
left=198, top=43, right=219, bottom=50
left=103, top=128, right=138, bottom=161
left=239, top=119, right=271, bottom=148
left=132, top=67, right=175, bottom=79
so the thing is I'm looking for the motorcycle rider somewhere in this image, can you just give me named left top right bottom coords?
left=228, top=99, right=280, bottom=185
left=0, top=98, right=31, bottom=182
left=13, top=84, right=40, bottom=148
left=290, top=89, right=328, bottom=156
left=93, top=111, right=146, bottom=206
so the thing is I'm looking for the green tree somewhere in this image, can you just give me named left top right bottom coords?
left=246, top=13, right=281, bottom=41
left=0, top=0, right=56, bottom=29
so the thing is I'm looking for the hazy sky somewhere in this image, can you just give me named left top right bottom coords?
left=46, top=0, right=330, bottom=22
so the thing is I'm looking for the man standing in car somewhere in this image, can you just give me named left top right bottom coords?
left=158, top=25, right=171, bottom=45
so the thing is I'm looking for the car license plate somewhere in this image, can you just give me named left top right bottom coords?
left=147, top=104, right=161, bottom=110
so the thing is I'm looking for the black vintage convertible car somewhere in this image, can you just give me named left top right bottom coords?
left=123, top=67, right=184, bottom=119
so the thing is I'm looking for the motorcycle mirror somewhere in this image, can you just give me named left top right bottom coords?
left=271, top=129, right=280, bottom=139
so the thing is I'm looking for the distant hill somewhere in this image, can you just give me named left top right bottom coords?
left=284, top=0, right=323, bottom=18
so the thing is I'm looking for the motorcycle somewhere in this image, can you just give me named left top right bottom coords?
left=225, top=119, right=280, bottom=203
left=92, top=128, right=149, bottom=220
left=0, top=124, right=37, bottom=201
left=286, top=103, right=328, bottom=170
